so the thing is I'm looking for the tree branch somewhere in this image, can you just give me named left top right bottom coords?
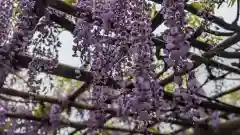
left=190, top=54, right=240, bottom=75
left=0, top=87, right=107, bottom=112
left=5, top=112, right=165, bottom=135
left=9, top=40, right=240, bottom=115
left=186, top=4, right=240, bottom=32
left=68, top=82, right=92, bottom=101
left=233, top=0, right=240, bottom=25
left=2, top=85, right=239, bottom=134
left=160, top=33, right=240, bottom=86
left=150, top=0, right=240, bottom=32
left=193, top=117, right=240, bottom=135
left=204, top=28, right=234, bottom=36
left=151, top=12, right=164, bottom=31
left=12, top=53, right=93, bottom=82
left=0, top=87, right=198, bottom=128
left=46, top=11, right=240, bottom=61
left=212, top=85, right=240, bottom=99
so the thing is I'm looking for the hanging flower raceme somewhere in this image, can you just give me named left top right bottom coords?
left=0, top=104, right=7, bottom=126
left=161, top=0, right=192, bottom=106
left=49, top=104, right=61, bottom=129
left=14, top=0, right=37, bottom=52
left=161, top=0, right=193, bottom=72
left=161, top=0, right=191, bottom=92
left=25, top=7, right=61, bottom=94
left=73, top=0, right=154, bottom=79
left=0, top=0, right=14, bottom=46
left=161, top=0, right=208, bottom=122
left=211, top=110, right=220, bottom=128
left=72, top=0, right=163, bottom=124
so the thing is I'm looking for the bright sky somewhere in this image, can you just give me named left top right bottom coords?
left=57, top=2, right=240, bottom=96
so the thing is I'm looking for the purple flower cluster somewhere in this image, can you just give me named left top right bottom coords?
left=27, top=12, right=61, bottom=93
left=49, top=104, right=61, bottom=129
left=73, top=0, right=153, bottom=79
left=0, top=104, right=7, bottom=126
left=0, top=0, right=13, bottom=46
left=160, top=0, right=207, bottom=121
left=161, top=0, right=193, bottom=72
left=211, top=111, right=220, bottom=127
left=72, top=0, right=164, bottom=124
left=16, top=0, right=41, bottom=93
left=14, top=0, right=37, bottom=52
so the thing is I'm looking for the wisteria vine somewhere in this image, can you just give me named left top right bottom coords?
left=0, top=0, right=236, bottom=134
left=71, top=0, right=210, bottom=133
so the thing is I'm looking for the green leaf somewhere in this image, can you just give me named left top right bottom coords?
left=0, top=121, right=10, bottom=131
left=105, top=121, right=114, bottom=127
left=63, top=77, right=71, bottom=82
left=151, top=3, right=157, bottom=19
left=147, top=127, right=159, bottom=133
left=64, top=0, right=76, bottom=5
left=73, top=132, right=80, bottom=135
left=190, top=2, right=202, bottom=11
left=32, top=103, right=51, bottom=117
left=186, top=128, right=193, bottom=134
left=229, top=0, right=237, bottom=6
left=164, top=83, right=175, bottom=93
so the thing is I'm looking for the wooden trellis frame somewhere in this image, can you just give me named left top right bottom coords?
left=1, top=0, right=240, bottom=134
